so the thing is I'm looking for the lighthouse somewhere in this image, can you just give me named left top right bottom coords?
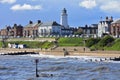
left=60, top=8, right=69, bottom=28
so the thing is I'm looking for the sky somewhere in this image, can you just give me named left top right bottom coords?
left=0, top=0, right=120, bottom=29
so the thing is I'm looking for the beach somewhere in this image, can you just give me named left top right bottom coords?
left=0, top=47, right=120, bottom=58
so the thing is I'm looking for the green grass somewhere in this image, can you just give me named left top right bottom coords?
left=105, top=39, right=120, bottom=51
left=0, top=41, right=2, bottom=48
left=0, top=41, right=54, bottom=49
left=1, top=37, right=120, bottom=51
left=41, top=41, right=54, bottom=48
left=58, top=37, right=84, bottom=46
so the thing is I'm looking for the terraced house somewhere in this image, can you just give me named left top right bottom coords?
left=23, top=20, right=42, bottom=37
left=0, top=24, right=23, bottom=38
left=111, top=19, right=120, bottom=38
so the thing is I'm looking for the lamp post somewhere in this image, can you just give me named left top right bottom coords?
left=35, top=59, right=39, bottom=77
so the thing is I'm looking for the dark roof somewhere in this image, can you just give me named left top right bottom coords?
left=40, top=21, right=61, bottom=26
left=25, top=22, right=42, bottom=28
left=91, top=24, right=98, bottom=27
left=79, top=26, right=98, bottom=29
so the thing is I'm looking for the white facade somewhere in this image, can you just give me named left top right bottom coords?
left=98, top=21, right=109, bottom=37
left=98, top=17, right=113, bottom=37
left=60, top=8, right=68, bottom=28
left=38, top=21, right=61, bottom=36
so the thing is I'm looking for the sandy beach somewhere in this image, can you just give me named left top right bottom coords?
left=0, top=47, right=120, bottom=58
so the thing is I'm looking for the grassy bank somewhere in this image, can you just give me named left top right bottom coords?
left=0, top=37, right=84, bottom=48
left=0, top=41, right=54, bottom=49
left=104, top=38, right=120, bottom=51
left=58, top=37, right=84, bottom=46
left=86, top=36, right=120, bottom=51
left=1, top=36, right=120, bottom=51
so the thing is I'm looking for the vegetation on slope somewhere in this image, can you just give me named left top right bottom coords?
left=105, top=38, right=120, bottom=51
left=0, top=36, right=120, bottom=51
left=0, top=41, right=54, bottom=49
left=58, top=37, right=84, bottom=46
left=87, top=36, right=115, bottom=50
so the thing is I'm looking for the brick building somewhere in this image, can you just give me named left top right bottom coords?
left=111, top=19, right=120, bottom=38
left=23, top=20, right=42, bottom=37
left=0, top=24, right=23, bottom=38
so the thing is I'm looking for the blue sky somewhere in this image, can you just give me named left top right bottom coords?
left=0, top=0, right=120, bottom=29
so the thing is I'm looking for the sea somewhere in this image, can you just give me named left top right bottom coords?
left=0, top=54, right=120, bottom=80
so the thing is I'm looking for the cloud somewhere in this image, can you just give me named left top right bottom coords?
left=10, top=4, right=42, bottom=11
left=79, top=0, right=97, bottom=9
left=100, top=1, right=120, bottom=13
left=0, top=0, right=16, bottom=4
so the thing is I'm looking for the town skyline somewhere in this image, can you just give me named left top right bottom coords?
left=1, top=0, right=120, bottom=29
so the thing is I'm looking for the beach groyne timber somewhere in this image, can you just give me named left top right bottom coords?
left=0, top=51, right=38, bottom=55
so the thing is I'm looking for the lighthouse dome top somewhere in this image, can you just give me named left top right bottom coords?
left=62, top=8, right=67, bottom=13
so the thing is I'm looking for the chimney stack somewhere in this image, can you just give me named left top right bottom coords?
left=106, top=16, right=109, bottom=21
left=29, top=20, right=33, bottom=24
left=110, top=16, right=113, bottom=22
left=14, top=24, right=17, bottom=27
left=38, top=20, right=41, bottom=24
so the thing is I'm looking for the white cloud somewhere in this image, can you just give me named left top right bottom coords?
left=100, top=1, right=120, bottom=13
left=0, top=0, right=16, bottom=4
left=10, top=4, right=42, bottom=11
left=79, top=0, right=97, bottom=9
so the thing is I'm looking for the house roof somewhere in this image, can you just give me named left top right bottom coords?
left=25, top=23, right=38, bottom=27
left=91, top=24, right=98, bottom=27
left=40, top=21, right=61, bottom=27
left=112, top=19, right=120, bottom=24
left=24, top=22, right=42, bottom=28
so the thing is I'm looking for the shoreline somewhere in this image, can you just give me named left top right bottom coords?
left=0, top=48, right=120, bottom=58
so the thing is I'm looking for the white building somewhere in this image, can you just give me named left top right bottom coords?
left=60, top=8, right=69, bottom=28
left=98, top=17, right=113, bottom=37
left=38, top=21, right=61, bottom=36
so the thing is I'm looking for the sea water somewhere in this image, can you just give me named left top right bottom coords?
left=0, top=54, right=120, bottom=80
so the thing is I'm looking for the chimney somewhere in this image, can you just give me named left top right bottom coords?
left=29, top=20, right=33, bottom=24
left=106, top=16, right=108, bottom=21
left=38, top=20, right=41, bottom=24
left=110, top=16, right=113, bottom=22
left=14, top=24, right=17, bottom=27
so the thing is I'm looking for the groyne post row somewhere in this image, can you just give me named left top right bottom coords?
left=0, top=51, right=39, bottom=55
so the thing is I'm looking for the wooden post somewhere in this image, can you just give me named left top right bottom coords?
left=35, top=59, right=39, bottom=77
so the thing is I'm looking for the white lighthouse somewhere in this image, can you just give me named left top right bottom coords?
left=60, top=8, right=69, bottom=28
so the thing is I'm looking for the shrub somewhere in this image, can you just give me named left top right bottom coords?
left=98, top=35, right=114, bottom=47
left=86, top=38, right=100, bottom=47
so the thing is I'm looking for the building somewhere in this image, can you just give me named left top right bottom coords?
left=38, top=21, right=61, bottom=36
left=38, top=8, right=73, bottom=36
left=60, top=8, right=73, bottom=35
left=98, top=16, right=113, bottom=37
left=0, top=24, right=23, bottom=38
left=0, top=8, right=74, bottom=38
left=110, top=19, right=120, bottom=38
left=0, top=29, right=8, bottom=37
left=79, top=24, right=98, bottom=38
left=60, top=8, right=69, bottom=28
left=23, top=20, right=42, bottom=37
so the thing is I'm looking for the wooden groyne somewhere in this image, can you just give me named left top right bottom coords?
left=0, top=51, right=39, bottom=55
left=110, top=57, right=120, bottom=61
